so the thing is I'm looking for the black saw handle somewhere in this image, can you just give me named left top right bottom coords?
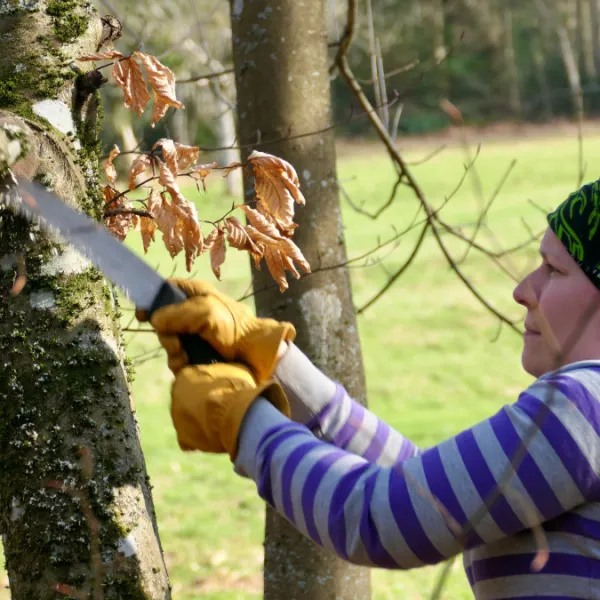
left=148, top=281, right=224, bottom=365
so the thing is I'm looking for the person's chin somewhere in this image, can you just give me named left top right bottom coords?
left=522, top=348, right=546, bottom=379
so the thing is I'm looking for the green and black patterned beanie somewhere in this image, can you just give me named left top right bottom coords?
left=547, top=179, right=600, bottom=290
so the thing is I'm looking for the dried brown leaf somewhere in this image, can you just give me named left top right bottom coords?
left=146, top=188, right=162, bottom=216
left=136, top=52, right=184, bottom=126
left=264, top=247, right=288, bottom=293
left=147, top=192, right=181, bottom=257
left=11, top=274, right=26, bottom=296
left=210, top=230, right=226, bottom=280
left=113, top=56, right=151, bottom=116
left=129, top=58, right=151, bottom=116
left=179, top=202, right=204, bottom=271
left=204, top=228, right=218, bottom=251
left=244, top=224, right=280, bottom=248
left=237, top=204, right=282, bottom=239
left=276, top=238, right=311, bottom=274
left=440, top=98, right=464, bottom=124
left=157, top=159, right=186, bottom=205
left=103, top=185, right=118, bottom=205
left=153, top=139, right=178, bottom=177
left=190, top=162, right=218, bottom=191
left=175, top=143, right=200, bottom=171
left=225, top=216, right=260, bottom=254
left=245, top=225, right=310, bottom=283
left=112, top=58, right=132, bottom=103
left=281, top=254, right=300, bottom=279
left=160, top=201, right=185, bottom=258
left=257, top=202, right=297, bottom=237
left=224, top=161, right=244, bottom=177
left=128, top=154, right=151, bottom=190
left=78, top=50, right=125, bottom=61
left=105, top=145, right=120, bottom=185
left=105, top=197, right=135, bottom=242
left=248, top=150, right=305, bottom=231
left=140, top=216, right=156, bottom=253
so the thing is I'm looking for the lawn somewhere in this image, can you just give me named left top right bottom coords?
left=3, top=125, right=600, bottom=598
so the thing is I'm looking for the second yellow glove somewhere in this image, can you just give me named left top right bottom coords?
left=171, top=362, right=290, bottom=459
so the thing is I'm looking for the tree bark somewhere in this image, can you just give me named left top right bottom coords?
left=577, top=0, right=597, bottom=79
left=531, top=30, right=554, bottom=119
left=534, top=0, right=584, bottom=117
left=592, top=0, right=600, bottom=75
left=502, top=4, right=523, bottom=117
left=229, top=0, right=371, bottom=598
left=0, top=2, right=170, bottom=597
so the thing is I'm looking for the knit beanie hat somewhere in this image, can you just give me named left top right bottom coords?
left=547, top=179, right=600, bottom=290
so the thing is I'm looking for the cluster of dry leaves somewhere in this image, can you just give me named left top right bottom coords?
left=79, top=50, right=184, bottom=127
left=102, top=142, right=310, bottom=291
left=78, top=51, right=311, bottom=292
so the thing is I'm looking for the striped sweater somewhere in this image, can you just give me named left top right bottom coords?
left=234, top=345, right=600, bottom=599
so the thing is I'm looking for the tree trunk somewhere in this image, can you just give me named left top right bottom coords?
left=577, top=0, right=597, bottom=79
left=502, top=4, right=523, bottom=117
left=531, top=31, right=554, bottom=119
left=534, top=0, right=584, bottom=117
left=0, top=2, right=170, bottom=597
left=229, top=1, right=371, bottom=598
left=592, top=0, right=600, bottom=75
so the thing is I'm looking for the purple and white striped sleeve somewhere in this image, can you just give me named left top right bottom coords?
left=274, top=343, right=421, bottom=466
left=235, top=367, right=600, bottom=569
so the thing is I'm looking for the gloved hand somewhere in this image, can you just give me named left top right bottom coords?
left=139, top=279, right=296, bottom=381
left=171, top=362, right=290, bottom=459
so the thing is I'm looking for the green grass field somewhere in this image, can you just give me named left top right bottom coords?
left=4, top=127, right=600, bottom=598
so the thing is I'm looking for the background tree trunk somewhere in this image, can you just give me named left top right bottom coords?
left=577, top=0, right=597, bottom=79
left=591, top=0, right=600, bottom=76
left=531, top=27, right=554, bottom=119
left=502, top=4, right=523, bottom=117
left=229, top=0, right=371, bottom=598
left=534, top=0, right=584, bottom=117
left=0, top=2, right=170, bottom=597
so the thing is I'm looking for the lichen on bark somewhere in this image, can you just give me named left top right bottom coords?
left=0, top=1, right=170, bottom=597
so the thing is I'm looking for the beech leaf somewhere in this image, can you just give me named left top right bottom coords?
left=153, top=139, right=178, bottom=177
left=157, top=198, right=185, bottom=258
left=204, top=228, right=219, bottom=251
left=114, top=57, right=150, bottom=116
left=175, top=143, right=200, bottom=171
left=105, top=196, right=136, bottom=242
left=210, top=230, right=226, bottom=280
left=248, top=150, right=305, bottom=231
left=78, top=51, right=125, bottom=61
left=237, top=204, right=282, bottom=239
left=157, top=159, right=186, bottom=205
left=140, top=216, right=156, bottom=254
left=104, top=145, right=120, bottom=185
left=263, top=247, right=288, bottom=293
left=128, top=154, right=151, bottom=190
left=190, top=161, right=218, bottom=191
left=225, top=216, right=260, bottom=254
left=136, top=52, right=184, bottom=126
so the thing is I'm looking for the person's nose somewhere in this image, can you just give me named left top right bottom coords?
left=513, top=272, right=539, bottom=309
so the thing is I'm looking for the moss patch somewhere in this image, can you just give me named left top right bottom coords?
left=0, top=40, right=76, bottom=115
left=46, top=0, right=90, bottom=43
left=0, top=213, right=152, bottom=597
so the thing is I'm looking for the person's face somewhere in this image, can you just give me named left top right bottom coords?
left=513, top=229, right=600, bottom=378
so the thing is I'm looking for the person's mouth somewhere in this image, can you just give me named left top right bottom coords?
left=524, top=323, right=541, bottom=337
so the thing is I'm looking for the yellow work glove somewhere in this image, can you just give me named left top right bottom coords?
left=171, top=362, right=290, bottom=459
left=142, top=279, right=296, bottom=381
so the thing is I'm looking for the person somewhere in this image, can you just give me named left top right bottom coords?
left=140, top=179, right=600, bottom=599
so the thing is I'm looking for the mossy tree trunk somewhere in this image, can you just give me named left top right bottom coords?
left=229, top=1, right=371, bottom=598
left=0, top=2, right=170, bottom=597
